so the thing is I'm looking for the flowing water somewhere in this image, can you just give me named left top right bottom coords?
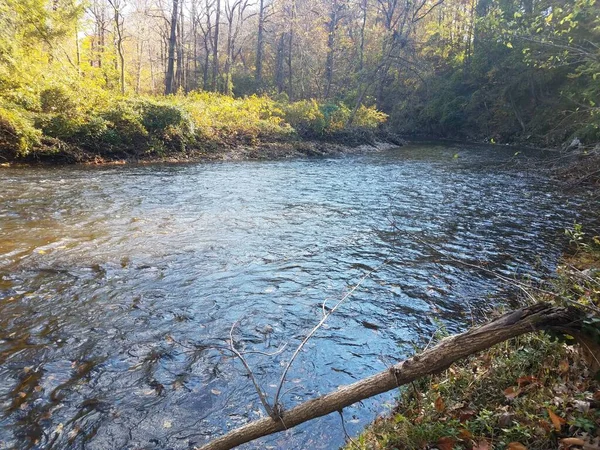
left=0, top=143, right=585, bottom=449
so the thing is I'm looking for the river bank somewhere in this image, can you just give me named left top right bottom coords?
left=346, top=241, right=600, bottom=450
left=0, top=135, right=403, bottom=166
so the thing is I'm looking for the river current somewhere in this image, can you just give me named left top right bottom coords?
left=0, top=143, right=584, bottom=449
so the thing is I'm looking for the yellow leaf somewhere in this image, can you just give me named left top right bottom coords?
left=547, top=408, right=566, bottom=431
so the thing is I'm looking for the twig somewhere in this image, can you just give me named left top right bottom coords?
left=338, top=409, right=359, bottom=449
left=228, top=320, right=275, bottom=418
left=273, top=259, right=390, bottom=410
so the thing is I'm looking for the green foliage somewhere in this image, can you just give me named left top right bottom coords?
left=0, top=104, right=40, bottom=157
left=40, top=87, right=76, bottom=114
left=282, top=100, right=327, bottom=136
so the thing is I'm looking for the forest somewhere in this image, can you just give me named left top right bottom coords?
left=0, top=0, right=599, bottom=162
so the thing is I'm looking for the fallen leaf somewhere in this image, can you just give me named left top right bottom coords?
left=547, top=408, right=566, bottom=431
left=458, top=428, right=473, bottom=440
left=507, top=443, right=527, bottom=450
left=55, top=423, right=64, bottom=434
left=538, top=419, right=552, bottom=432
left=473, top=441, right=491, bottom=450
left=561, top=438, right=586, bottom=448
left=559, top=360, right=570, bottom=373
left=594, top=391, right=600, bottom=401
left=163, top=420, right=172, bottom=429
left=437, top=436, right=455, bottom=450
left=435, top=395, right=446, bottom=413
left=517, top=376, right=538, bottom=387
left=458, top=408, right=477, bottom=422
left=504, top=386, right=520, bottom=399
left=211, top=389, right=222, bottom=396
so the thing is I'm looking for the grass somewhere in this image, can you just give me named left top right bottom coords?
left=347, top=232, right=600, bottom=450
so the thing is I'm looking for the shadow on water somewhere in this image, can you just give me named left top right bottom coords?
left=0, top=144, right=586, bottom=449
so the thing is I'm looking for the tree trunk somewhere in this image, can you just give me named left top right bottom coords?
left=165, top=0, right=179, bottom=95
left=287, top=0, right=295, bottom=100
left=212, top=0, right=221, bottom=91
left=198, top=303, right=594, bottom=450
left=358, top=0, right=367, bottom=72
left=224, top=13, right=234, bottom=95
left=114, top=7, right=125, bottom=94
left=324, top=0, right=337, bottom=99
left=275, top=33, right=286, bottom=94
left=255, top=0, right=265, bottom=88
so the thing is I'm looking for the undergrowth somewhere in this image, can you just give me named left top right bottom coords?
left=0, top=82, right=388, bottom=163
left=347, top=231, right=600, bottom=450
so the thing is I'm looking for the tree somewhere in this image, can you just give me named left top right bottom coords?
left=165, top=0, right=179, bottom=94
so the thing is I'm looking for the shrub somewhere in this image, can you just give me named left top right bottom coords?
left=0, top=105, right=41, bottom=157
left=40, top=86, right=77, bottom=114
left=352, top=105, right=388, bottom=129
left=282, top=100, right=327, bottom=136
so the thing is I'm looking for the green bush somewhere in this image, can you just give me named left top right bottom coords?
left=282, top=100, right=327, bottom=136
left=0, top=105, right=41, bottom=157
left=40, top=86, right=76, bottom=114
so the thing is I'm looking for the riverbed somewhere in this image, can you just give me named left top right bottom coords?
left=0, top=143, right=583, bottom=449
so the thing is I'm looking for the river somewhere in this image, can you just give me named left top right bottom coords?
left=0, top=143, right=584, bottom=449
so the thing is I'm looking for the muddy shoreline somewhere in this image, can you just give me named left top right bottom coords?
left=0, top=139, right=403, bottom=167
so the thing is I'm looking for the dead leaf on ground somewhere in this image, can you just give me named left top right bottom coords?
left=437, top=436, right=456, bottom=450
left=458, top=428, right=473, bottom=440
left=504, top=386, right=521, bottom=399
left=435, top=395, right=446, bottom=413
left=458, top=408, right=477, bottom=422
left=473, top=440, right=491, bottom=450
left=547, top=408, right=567, bottom=431
left=506, top=442, right=527, bottom=450
left=559, top=360, right=570, bottom=373
left=517, top=376, right=538, bottom=387
left=561, top=438, right=586, bottom=449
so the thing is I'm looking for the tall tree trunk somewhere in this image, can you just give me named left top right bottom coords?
left=75, top=25, right=81, bottom=76
left=275, top=33, right=286, bottom=94
left=109, top=0, right=125, bottom=95
left=358, top=0, right=367, bottom=72
left=255, top=0, right=265, bottom=88
left=287, top=0, right=295, bottom=100
left=324, top=0, right=338, bottom=99
left=176, top=2, right=185, bottom=91
left=212, top=0, right=221, bottom=91
left=136, top=40, right=144, bottom=94
left=165, top=0, right=179, bottom=95
left=224, top=12, right=234, bottom=95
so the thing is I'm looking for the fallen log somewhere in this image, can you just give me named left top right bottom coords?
left=198, top=303, right=595, bottom=450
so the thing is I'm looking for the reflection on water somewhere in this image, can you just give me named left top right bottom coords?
left=0, top=144, right=582, bottom=449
